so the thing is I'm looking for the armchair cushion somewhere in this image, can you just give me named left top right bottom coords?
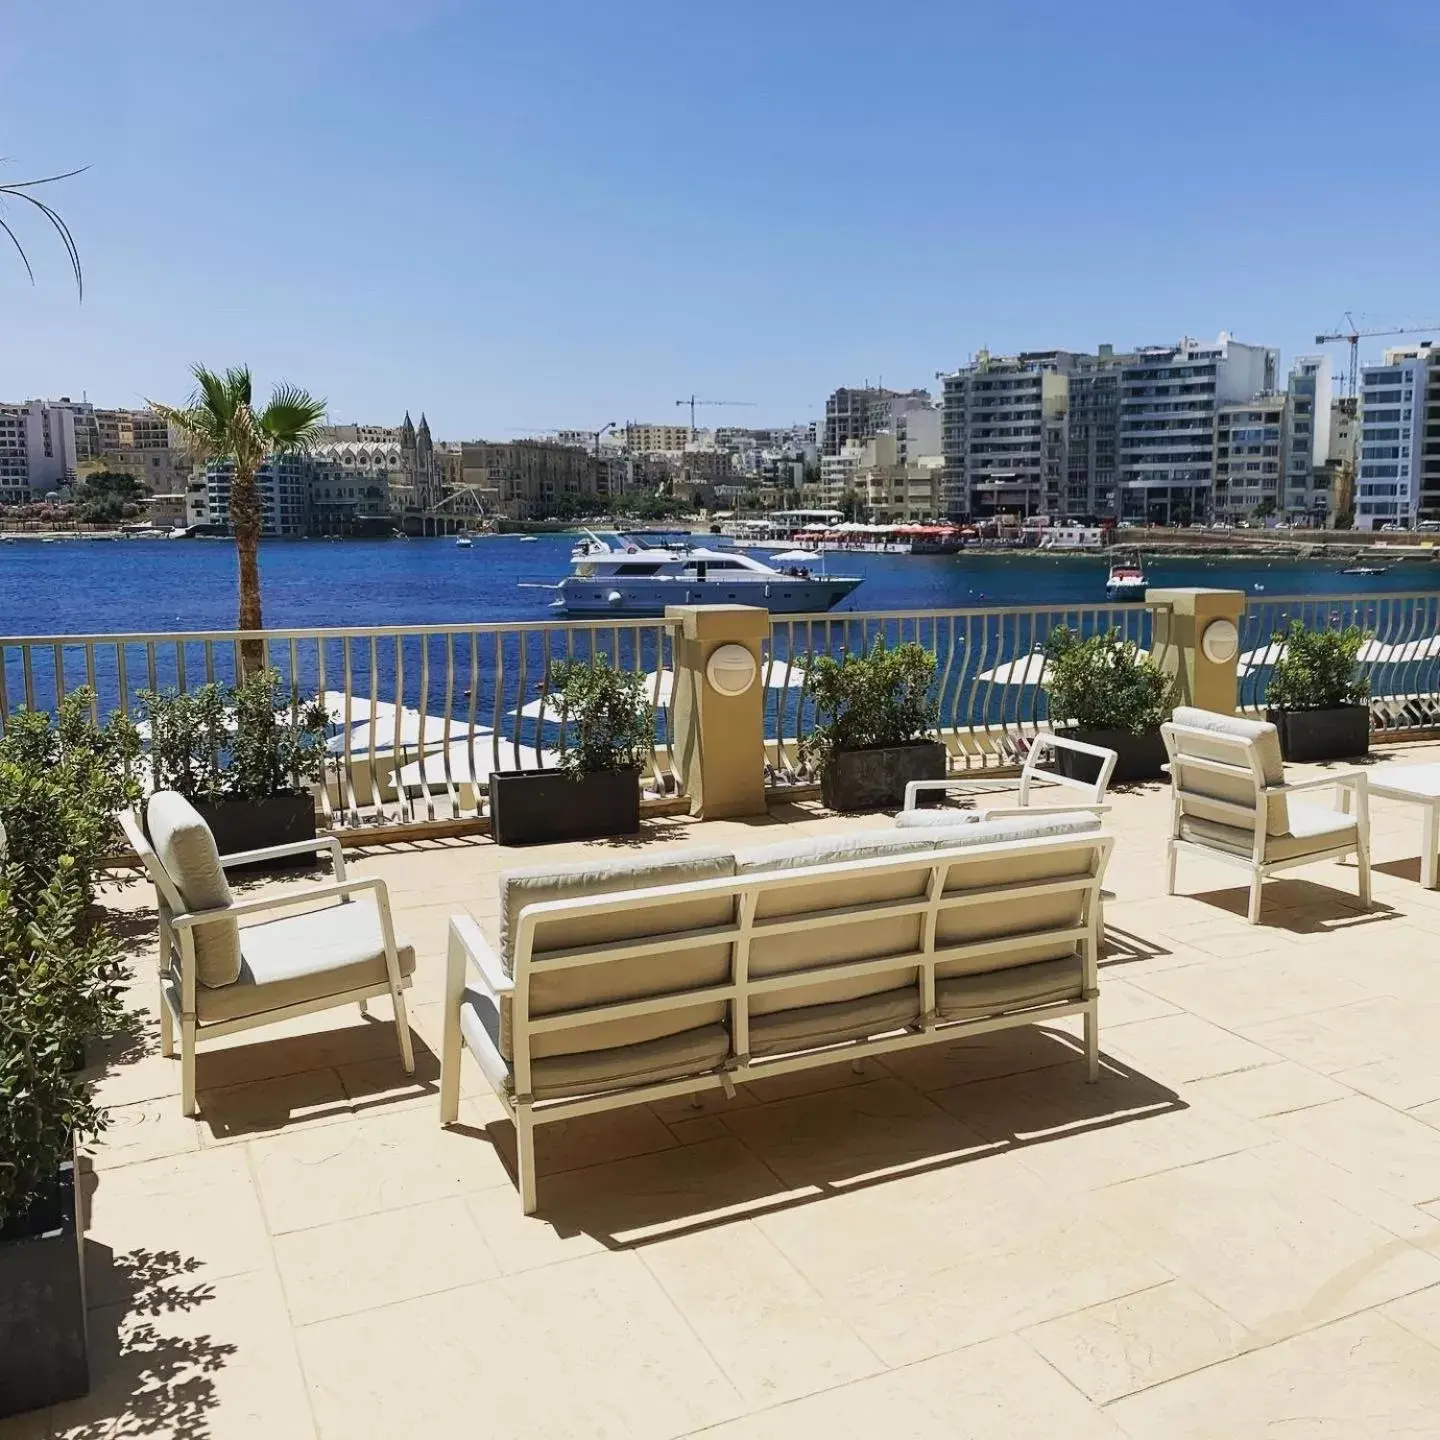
left=1168, top=707, right=1288, bottom=836
left=180, top=897, right=416, bottom=1023
left=146, top=791, right=242, bottom=987
left=1178, top=800, right=1357, bottom=864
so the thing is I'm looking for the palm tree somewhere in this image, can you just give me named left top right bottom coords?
left=151, top=366, right=325, bottom=670
left=1, top=164, right=86, bottom=296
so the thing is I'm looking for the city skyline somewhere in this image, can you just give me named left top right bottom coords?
left=4, top=1, right=1438, bottom=435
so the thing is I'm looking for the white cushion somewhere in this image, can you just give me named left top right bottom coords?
left=1178, top=801, right=1358, bottom=863
left=895, top=810, right=1101, bottom=842
left=733, top=829, right=955, bottom=874
left=183, top=898, right=415, bottom=1023
left=1167, top=707, right=1288, bottom=837
left=146, top=791, right=241, bottom=988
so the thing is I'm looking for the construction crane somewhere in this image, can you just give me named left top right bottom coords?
left=1315, top=313, right=1440, bottom=398
left=674, top=395, right=756, bottom=437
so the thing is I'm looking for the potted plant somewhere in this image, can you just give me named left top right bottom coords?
left=1041, top=625, right=1175, bottom=783
left=802, top=641, right=945, bottom=811
left=489, top=657, right=651, bottom=845
left=141, top=669, right=329, bottom=859
left=1265, top=619, right=1371, bottom=762
left=0, top=845, right=115, bottom=1415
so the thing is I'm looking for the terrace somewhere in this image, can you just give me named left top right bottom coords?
left=10, top=590, right=1440, bottom=1436
left=2, top=743, right=1439, bottom=1438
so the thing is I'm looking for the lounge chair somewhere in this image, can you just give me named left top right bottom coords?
left=902, top=731, right=1118, bottom=815
left=1160, top=706, right=1371, bottom=925
left=122, top=792, right=416, bottom=1116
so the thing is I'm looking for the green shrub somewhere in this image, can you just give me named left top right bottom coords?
left=1042, top=626, right=1175, bottom=734
left=1266, top=620, right=1370, bottom=711
left=141, top=669, right=330, bottom=802
left=545, top=658, right=654, bottom=778
left=0, top=857, right=111, bottom=1230
left=801, top=641, right=939, bottom=774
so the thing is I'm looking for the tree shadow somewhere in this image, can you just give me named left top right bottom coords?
left=48, top=1245, right=237, bottom=1439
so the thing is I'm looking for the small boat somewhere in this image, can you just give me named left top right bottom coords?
left=522, top=530, right=862, bottom=616
left=1105, top=560, right=1147, bottom=602
left=455, top=534, right=473, bottom=549
left=518, top=535, right=538, bottom=543
left=1342, top=565, right=1390, bottom=577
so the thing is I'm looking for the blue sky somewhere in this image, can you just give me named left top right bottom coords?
left=2, top=0, right=1437, bottom=437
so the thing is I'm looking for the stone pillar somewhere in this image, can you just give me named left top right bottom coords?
left=665, top=604, right=770, bottom=819
left=1146, top=588, right=1246, bottom=715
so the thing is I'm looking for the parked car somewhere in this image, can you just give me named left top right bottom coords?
left=1381, top=522, right=1404, bottom=532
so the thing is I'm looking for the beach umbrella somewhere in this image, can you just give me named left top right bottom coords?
left=395, top=741, right=559, bottom=790
left=762, top=660, right=809, bottom=689
left=1359, top=635, right=1440, bottom=664
left=769, top=549, right=821, bottom=563
left=976, top=652, right=1051, bottom=687
left=1237, top=641, right=1287, bottom=673
left=321, top=690, right=402, bottom=727
left=327, top=708, right=487, bottom=757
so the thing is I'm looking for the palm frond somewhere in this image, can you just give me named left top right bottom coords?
left=0, top=169, right=86, bottom=298
left=0, top=215, right=35, bottom=285
left=259, top=384, right=327, bottom=451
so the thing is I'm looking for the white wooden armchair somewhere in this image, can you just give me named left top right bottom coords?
left=122, top=792, right=416, bottom=1116
left=1161, top=707, right=1371, bottom=925
left=902, top=732, right=1118, bottom=819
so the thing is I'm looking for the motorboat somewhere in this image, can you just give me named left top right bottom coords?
left=524, top=531, right=862, bottom=616
left=1105, top=561, right=1148, bottom=602
left=456, top=533, right=473, bottom=548
left=1341, top=565, right=1389, bottom=577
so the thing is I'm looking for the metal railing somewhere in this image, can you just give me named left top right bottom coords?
left=1237, top=591, right=1440, bottom=734
left=7, top=589, right=1440, bottom=836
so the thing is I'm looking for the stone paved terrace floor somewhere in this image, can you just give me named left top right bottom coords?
left=19, top=744, right=1440, bottom=1436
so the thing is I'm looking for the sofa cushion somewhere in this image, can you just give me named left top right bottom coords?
left=733, top=829, right=961, bottom=875
left=895, top=810, right=1101, bottom=841
left=1179, top=801, right=1357, bottom=863
left=462, top=991, right=730, bottom=1101
left=497, top=847, right=736, bottom=976
left=749, top=988, right=920, bottom=1057
left=1168, top=706, right=1288, bottom=837
left=147, top=791, right=241, bottom=988
left=181, top=898, right=416, bottom=1022
left=936, top=955, right=1084, bottom=1020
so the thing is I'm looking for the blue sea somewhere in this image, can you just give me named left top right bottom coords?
left=2, top=533, right=1438, bottom=636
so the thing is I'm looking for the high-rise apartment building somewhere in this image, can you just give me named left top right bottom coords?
left=87, top=406, right=193, bottom=492
left=821, top=387, right=930, bottom=456
left=623, top=422, right=693, bottom=454
left=0, top=398, right=82, bottom=502
left=1280, top=356, right=1334, bottom=522
left=1066, top=347, right=1122, bottom=516
left=204, top=456, right=310, bottom=536
left=940, top=351, right=1073, bottom=518
left=1212, top=396, right=1285, bottom=520
left=1355, top=347, right=1429, bottom=529
left=1116, top=335, right=1277, bottom=524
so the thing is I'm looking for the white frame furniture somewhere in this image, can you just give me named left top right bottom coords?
left=122, top=811, right=415, bottom=1116
left=903, top=732, right=1119, bottom=814
left=442, top=831, right=1112, bottom=1213
left=1364, top=764, right=1440, bottom=889
left=1160, top=716, right=1371, bottom=925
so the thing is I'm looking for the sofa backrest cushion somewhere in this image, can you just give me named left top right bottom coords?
left=1165, top=706, right=1287, bottom=837
left=894, top=809, right=1101, bottom=840
left=145, top=791, right=242, bottom=988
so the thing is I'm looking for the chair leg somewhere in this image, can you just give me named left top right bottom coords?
left=358, top=998, right=369, bottom=1018
left=439, top=1003, right=463, bottom=1128
left=1165, top=842, right=1178, bottom=896
left=1247, top=872, right=1264, bottom=926
left=180, top=1018, right=198, bottom=1117
left=516, top=1105, right=538, bottom=1215
left=1084, top=1005, right=1099, bottom=1083
left=159, top=989, right=175, bottom=1059
left=1356, top=840, right=1373, bottom=909
left=392, top=989, right=416, bottom=1075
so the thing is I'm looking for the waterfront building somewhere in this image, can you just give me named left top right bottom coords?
left=940, top=351, right=1073, bottom=519
left=1355, top=347, right=1429, bottom=529
left=1212, top=395, right=1285, bottom=521
left=623, top=422, right=695, bottom=454
left=318, top=422, right=399, bottom=445
left=1280, top=356, right=1334, bottom=523
left=821, top=387, right=930, bottom=456
left=203, top=455, right=309, bottom=536
left=82, top=406, right=197, bottom=494
left=1065, top=347, right=1123, bottom=517
left=0, top=397, right=82, bottom=502
left=459, top=438, right=595, bottom=519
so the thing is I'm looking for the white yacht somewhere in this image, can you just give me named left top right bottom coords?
left=524, top=532, right=862, bottom=616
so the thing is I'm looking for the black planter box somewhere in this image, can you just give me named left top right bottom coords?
left=1053, top=727, right=1169, bottom=785
left=490, top=768, right=641, bottom=846
left=820, top=740, right=948, bottom=812
left=192, top=794, right=317, bottom=871
left=1266, top=705, right=1371, bottom=763
left=0, top=1147, right=88, bottom=1418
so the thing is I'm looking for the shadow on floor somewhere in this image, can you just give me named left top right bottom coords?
left=1188, top=877, right=1398, bottom=933
left=1100, top=925, right=1173, bottom=967
left=1375, top=856, right=1425, bottom=885
left=464, top=1027, right=1182, bottom=1248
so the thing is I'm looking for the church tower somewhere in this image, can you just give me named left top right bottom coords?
left=416, top=414, right=435, bottom=509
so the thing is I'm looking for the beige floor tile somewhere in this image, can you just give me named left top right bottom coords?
left=462, top=1185, right=609, bottom=1275
left=1020, top=1280, right=1253, bottom=1404
left=518, top=1105, right=680, bottom=1177
left=1383, top=1281, right=1440, bottom=1350
left=641, top=1221, right=881, bottom=1406
left=197, top=1067, right=354, bottom=1143
left=664, top=1114, right=731, bottom=1145
left=1243, top=996, right=1440, bottom=1076
left=1093, top=977, right=1181, bottom=1027
left=879, top=1022, right=1083, bottom=1091
left=85, top=1095, right=202, bottom=1171
left=297, top=1251, right=742, bottom=1439
left=1264, top=1095, right=1440, bottom=1207
left=759, top=1159, right=1165, bottom=1365
left=742, top=1055, right=888, bottom=1104
left=720, top=1077, right=992, bottom=1188
left=1093, top=1150, right=1440, bottom=1343
left=1101, top=1012, right=1280, bottom=1084
left=687, top=1333, right=1123, bottom=1439
left=1106, top=1311, right=1440, bottom=1439
left=1186, top=1061, right=1351, bottom=1120
left=1334, top=1053, right=1440, bottom=1111
left=274, top=1196, right=498, bottom=1325
left=84, top=1147, right=276, bottom=1310
left=50, top=1268, right=315, bottom=1440
left=249, top=1100, right=511, bottom=1234
left=1127, top=954, right=1371, bottom=1030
